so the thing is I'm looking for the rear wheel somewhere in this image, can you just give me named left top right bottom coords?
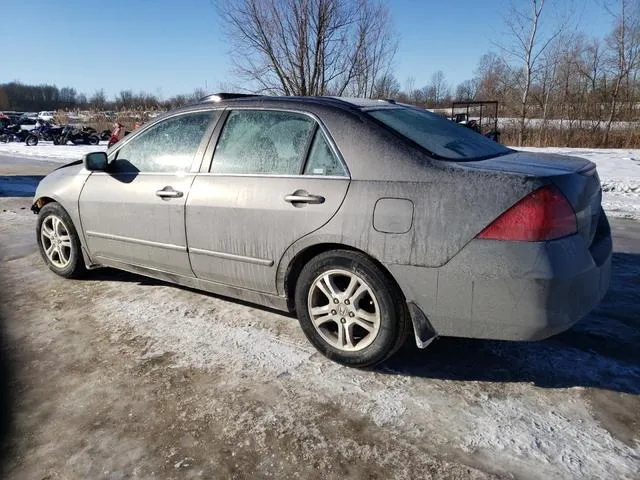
left=88, top=134, right=99, bottom=145
left=25, top=134, right=38, bottom=146
left=36, top=203, right=86, bottom=278
left=295, top=250, right=410, bottom=368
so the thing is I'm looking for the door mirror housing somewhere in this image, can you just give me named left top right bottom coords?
left=84, top=151, right=108, bottom=171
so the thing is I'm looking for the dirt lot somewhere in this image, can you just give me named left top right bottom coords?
left=0, top=157, right=639, bottom=479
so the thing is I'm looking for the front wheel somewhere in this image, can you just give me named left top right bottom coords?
left=295, top=250, right=410, bottom=368
left=25, top=134, right=38, bottom=146
left=36, top=203, right=86, bottom=278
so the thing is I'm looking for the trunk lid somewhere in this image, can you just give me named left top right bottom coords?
left=457, top=150, right=602, bottom=246
left=459, top=150, right=594, bottom=176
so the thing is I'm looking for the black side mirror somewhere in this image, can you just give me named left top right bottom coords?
left=84, top=151, right=108, bottom=171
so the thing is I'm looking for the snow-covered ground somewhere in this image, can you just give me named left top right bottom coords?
left=0, top=140, right=108, bottom=160
left=1, top=194, right=639, bottom=479
left=0, top=142, right=638, bottom=220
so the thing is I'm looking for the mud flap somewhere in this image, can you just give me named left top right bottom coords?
left=407, top=302, right=438, bottom=349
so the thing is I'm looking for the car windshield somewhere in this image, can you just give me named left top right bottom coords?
left=366, top=106, right=511, bottom=161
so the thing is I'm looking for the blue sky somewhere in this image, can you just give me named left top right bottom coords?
left=1, top=0, right=615, bottom=99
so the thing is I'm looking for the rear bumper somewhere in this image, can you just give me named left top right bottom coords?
left=389, top=222, right=612, bottom=341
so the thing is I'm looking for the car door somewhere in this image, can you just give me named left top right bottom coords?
left=187, top=108, right=350, bottom=293
left=79, top=110, right=220, bottom=276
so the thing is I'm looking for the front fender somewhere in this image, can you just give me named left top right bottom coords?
left=32, top=164, right=91, bottom=257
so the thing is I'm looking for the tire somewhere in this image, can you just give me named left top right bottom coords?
left=294, top=250, right=410, bottom=368
left=0, top=135, right=7, bottom=143
left=88, top=134, right=99, bottom=145
left=53, top=136, right=61, bottom=145
left=25, top=134, right=38, bottom=146
left=36, top=202, right=86, bottom=278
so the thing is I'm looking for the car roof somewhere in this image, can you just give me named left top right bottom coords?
left=194, top=94, right=399, bottom=111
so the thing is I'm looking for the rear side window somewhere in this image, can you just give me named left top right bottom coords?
left=303, top=130, right=345, bottom=176
left=368, top=107, right=511, bottom=161
left=113, top=111, right=217, bottom=173
left=212, top=110, right=315, bottom=175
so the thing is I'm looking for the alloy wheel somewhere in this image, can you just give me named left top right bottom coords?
left=40, top=215, right=73, bottom=268
left=307, top=269, right=381, bottom=352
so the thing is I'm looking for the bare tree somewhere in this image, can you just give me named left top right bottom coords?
left=372, top=73, right=400, bottom=98
left=602, top=0, right=640, bottom=144
left=531, top=38, right=565, bottom=145
left=347, top=0, right=398, bottom=97
left=404, top=76, right=416, bottom=96
left=216, top=0, right=397, bottom=96
left=497, top=0, right=571, bottom=145
left=89, top=89, right=107, bottom=110
left=455, top=79, right=478, bottom=101
left=430, top=70, right=450, bottom=105
left=116, top=90, right=134, bottom=109
left=0, top=88, right=9, bottom=110
left=475, top=53, right=514, bottom=106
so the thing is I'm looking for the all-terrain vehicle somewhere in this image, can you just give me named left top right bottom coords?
left=53, top=125, right=100, bottom=145
left=451, top=101, right=501, bottom=143
left=25, top=122, right=64, bottom=146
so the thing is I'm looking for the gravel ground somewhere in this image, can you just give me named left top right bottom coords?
left=0, top=158, right=638, bottom=479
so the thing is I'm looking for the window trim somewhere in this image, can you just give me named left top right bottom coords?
left=107, top=109, right=223, bottom=174
left=201, top=107, right=350, bottom=178
left=298, top=124, right=318, bottom=175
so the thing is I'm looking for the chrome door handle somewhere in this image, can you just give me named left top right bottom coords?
left=156, top=187, right=183, bottom=199
left=284, top=193, right=325, bottom=204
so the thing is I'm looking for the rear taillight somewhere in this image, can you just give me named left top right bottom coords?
left=477, top=185, right=577, bottom=241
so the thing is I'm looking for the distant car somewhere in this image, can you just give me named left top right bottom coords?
left=37, top=111, right=56, bottom=121
left=17, top=116, right=37, bottom=131
left=31, top=94, right=612, bottom=368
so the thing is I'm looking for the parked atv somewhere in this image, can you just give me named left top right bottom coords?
left=25, top=122, right=64, bottom=146
left=0, top=124, right=27, bottom=143
left=451, top=101, right=501, bottom=143
left=54, top=125, right=100, bottom=145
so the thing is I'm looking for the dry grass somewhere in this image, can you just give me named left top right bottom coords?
left=54, top=108, right=164, bottom=133
left=499, top=126, right=640, bottom=148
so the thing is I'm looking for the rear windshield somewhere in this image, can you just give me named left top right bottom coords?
left=367, top=106, right=511, bottom=161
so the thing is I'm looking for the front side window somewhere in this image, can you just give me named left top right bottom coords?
left=212, top=110, right=315, bottom=175
left=367, top=107, right=511, bottom=161
left=112, top=111, right=218, bottom=173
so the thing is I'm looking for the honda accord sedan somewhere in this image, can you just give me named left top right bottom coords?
left=32, top=94, right=612, bottom=367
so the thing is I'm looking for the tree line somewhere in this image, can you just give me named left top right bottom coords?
left=1, top=0, right=638, bottom=147
left=0, top=83, right=211, bottom=113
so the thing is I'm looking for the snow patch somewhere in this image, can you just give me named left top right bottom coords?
left=81, top=279, right=640, bottom=479
left=0, top=141, right=107, bottom=161
left=461, top=396, right=640, bottom=479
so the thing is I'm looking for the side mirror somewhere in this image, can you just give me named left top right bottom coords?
left=84, top=151, right=108, bottom=171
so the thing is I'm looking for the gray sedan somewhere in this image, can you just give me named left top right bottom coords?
left=32, top=95, right=612, bottom=367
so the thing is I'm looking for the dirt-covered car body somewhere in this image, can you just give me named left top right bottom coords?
left=32, top=96, right=612, bottom=361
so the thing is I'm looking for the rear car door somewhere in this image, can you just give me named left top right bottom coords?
left=187, top=108, right=350, bottom=293
left=79, top=110, right=219, bottom=275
